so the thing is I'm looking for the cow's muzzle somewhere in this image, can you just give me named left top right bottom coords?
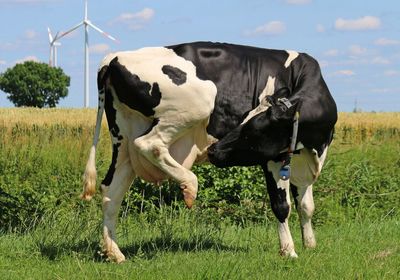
left=207, top=143, right=228, bottom=168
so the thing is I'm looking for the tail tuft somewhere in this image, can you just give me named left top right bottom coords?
left=81, top=146, right=97, bottom=200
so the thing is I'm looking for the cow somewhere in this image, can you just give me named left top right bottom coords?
left=82, top=41, right=337, bottom=263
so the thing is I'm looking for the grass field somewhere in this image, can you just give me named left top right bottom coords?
left=0, top=209, right=399, bottom=280
left=0, top=109, right=399, bottom=279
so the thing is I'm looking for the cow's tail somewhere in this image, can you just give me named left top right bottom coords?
left=81, top=66, right=108, bottom=200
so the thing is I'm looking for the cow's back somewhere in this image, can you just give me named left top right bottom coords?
left=167, top=42, right=301, bottom=139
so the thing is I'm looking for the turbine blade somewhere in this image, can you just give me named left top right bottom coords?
left=50, top=31, right=60, bottom=45
left=57, top=22, right=84, bottom=40
left=47, top=27, right=53, bottom=43
left=87, top=21, right=119, bottom=43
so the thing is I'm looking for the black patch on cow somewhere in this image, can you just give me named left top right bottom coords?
left=167, top=42, right=337, bottom=154
left=262, top=165, right=290, bottom=223
left=167, top=42, right=298, bottom=139
left=290, top=183, right=299, bottom=209
left=99, top=68, right=123, bottom=187
left=102, top=90, right=121, bottom=186
left=138, top=118, right=160, bottom=138
left=108, top=57, right=162, bottom=117
left=102, top=142, right=121, bottom=186
left=162, top=65, right=187, bottom=85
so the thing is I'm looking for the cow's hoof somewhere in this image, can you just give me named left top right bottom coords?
left=303, top=237, right=316, bottom=249
left=280, top=249, right=298, bottom=258
left=181, top=185, right=196, bottom=209
left=106, top=251, right=126, bottom=263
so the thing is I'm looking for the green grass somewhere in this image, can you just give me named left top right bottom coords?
left=0, top=208, right=399, bottom=279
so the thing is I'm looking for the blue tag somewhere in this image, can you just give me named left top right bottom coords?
left=279, top=164, right=291, bottom=180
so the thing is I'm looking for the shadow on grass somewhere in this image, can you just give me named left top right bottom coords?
left=37, top=235, right=246, bottom=262
left=37, top=239, right=100, bottom=261
left=122, top=236, right=247, bottom=260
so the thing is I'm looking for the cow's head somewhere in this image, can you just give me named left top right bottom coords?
left=208, top=88, right=299, bottom=167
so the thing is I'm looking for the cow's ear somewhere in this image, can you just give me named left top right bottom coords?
left=265, top=87, right=291, bottom=106
left=270, top=98, right=299, bottom=122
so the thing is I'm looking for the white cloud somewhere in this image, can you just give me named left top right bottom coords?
left=371, top=57, right=390, bottom=65
left=316, top=24, right=325, bottom=33
left=25, top=29, right=37, bottom=40
left=384, top=70, right=400, bottom=76
left=349, top=45, right=367, bottom=56
left=324, top=49, right=339, bottom=57
left=335, top=16, right=381, bottom=31
left=112, top=8, right=155, bottom=30
left=374, top=38, right=400, bottom=46
left=0, top=0, right=59, bottom=3
left=370, top=88, right=393, bottom=94
left=0, top=60, right=6, bottom=65
left=15, top=56, right=39, bottom=64
left=89, top=43, right=110, bottom=54
left=284, top=0, right=312, bottom=4
left=319, top=60, right=329, bottom=68
left=333, top=70, right=355, bottom=76
left=245, top=21, right=286, bottom=36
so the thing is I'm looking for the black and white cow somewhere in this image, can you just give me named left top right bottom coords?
left=82, top=42, right=337, bottom=262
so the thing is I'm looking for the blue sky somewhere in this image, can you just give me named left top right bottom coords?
left=0, top=0, right=399, bottom=111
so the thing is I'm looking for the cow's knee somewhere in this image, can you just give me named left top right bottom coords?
left=133, top=136, right=158, bottom=155
left=299, top=199, right=314, bottom=219
left=269, top=183, right=291, bottom=223
left=271, top=197, right=290, bottom=223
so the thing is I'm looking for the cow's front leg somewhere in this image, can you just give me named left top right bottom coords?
left=263, top=163, right=298, bottom=258
left=291, top=183, right=316, bottom=248
left=101, top=140, right=135, bottom=263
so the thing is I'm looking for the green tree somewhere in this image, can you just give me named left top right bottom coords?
left=0, top=61, right=70, bottom=108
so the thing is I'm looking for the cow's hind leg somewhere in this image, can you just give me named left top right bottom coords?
left=262, top=163, right=298, bottom=258
left=291, top=183, right=316, bottom=248
left=289, top=147, right=329, bottom=249
left=133, top=123, right=199, bottom=208
left=101, top=139, right=135, bottom=263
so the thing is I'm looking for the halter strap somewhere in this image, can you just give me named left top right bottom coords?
left=279, top=110, right=300, bottom=180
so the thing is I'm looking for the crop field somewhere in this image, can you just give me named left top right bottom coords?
left=0, top=108, right=399, bottom=279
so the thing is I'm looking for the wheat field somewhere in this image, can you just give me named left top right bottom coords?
left=2, top=108, right=400, bottom=127
left=1, top=108, right=399, bottom=143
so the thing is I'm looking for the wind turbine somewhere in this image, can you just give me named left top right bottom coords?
left=55, top=0, right=118, bottom=108
left=47, top=27, right=61, bottom=67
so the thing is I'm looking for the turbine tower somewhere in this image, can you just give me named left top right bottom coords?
left=55, top=0, right=118, bottom=108
left=47, top=27, right=61, bottom=67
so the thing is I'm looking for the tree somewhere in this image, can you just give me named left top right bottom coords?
left=0, top=61, right=70, bottom=108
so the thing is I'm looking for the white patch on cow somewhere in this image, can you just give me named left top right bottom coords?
left=284, top=50, right=299, bottom=68
left=99, top=47, right=219, bottom=210
left=111, top=47, right=217, bottom=123
left=241, top=76, right=275, bottom=124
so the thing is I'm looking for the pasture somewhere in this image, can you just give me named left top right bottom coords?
left=0, top=109, right=399, bottom=279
